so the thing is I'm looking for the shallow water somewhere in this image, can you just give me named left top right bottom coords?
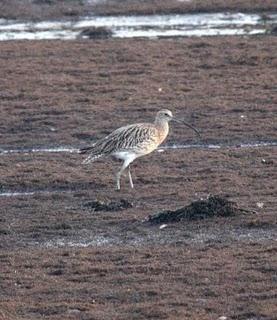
left=0, top=189, right=74, bottom=197
left=0, top=12, right=276, bottom=40
left=162, top=140, right=277, bottom=150
left=0, top=146, right=79, bottom=155
left=0, top=191, right=36, bottom=197
left=1, top=141, right=276, bottom=156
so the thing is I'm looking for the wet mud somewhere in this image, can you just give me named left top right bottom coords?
left=0, top=0, right=277, bottom=20
left=0, top=25, right=277, bottom=320
left=83, top=198, right=133, bottom=212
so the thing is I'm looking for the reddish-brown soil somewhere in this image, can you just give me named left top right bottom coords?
left=0, top=31, right=277, bottom=320
left=92, top=0, right=277, bottom=16
left=0, top=0, right=277, bottom=20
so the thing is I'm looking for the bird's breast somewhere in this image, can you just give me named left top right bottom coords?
left=157, top=123, right=169, bottom=145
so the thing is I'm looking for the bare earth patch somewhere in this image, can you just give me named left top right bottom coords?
left=0, top=15, right=276, bottom=320
left=0, top=0, right=277, bottom=20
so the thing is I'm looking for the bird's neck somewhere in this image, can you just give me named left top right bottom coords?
left=154, top=118, right=169, bottom=143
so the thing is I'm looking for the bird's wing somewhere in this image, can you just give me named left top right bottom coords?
left=80, top=123, right=158, bottom=156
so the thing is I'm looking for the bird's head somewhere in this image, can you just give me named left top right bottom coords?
left=156, top=109, right=174, bottom=122
left=156, top=109, right=201, bottom=138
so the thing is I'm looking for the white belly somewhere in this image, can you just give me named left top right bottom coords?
left=113, top=151, right=137, bottom=163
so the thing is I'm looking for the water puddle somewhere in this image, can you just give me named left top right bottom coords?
left=161, top=140, right=277, bottom=151
left=41, top=226, right=276, bottom=249
left=1, top=141, right=276, bottom=156
left=0, top=146, right=79, bottom=155
left=0, top=189, right=74, bottom=198
left=0, top=12, right=276, bottom=40
left=0, top=191, right=36, bottom=197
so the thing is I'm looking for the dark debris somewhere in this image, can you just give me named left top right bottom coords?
left=83, top=199, right=133, bottom=212
left=79, top=27, right=113, bottom=39
left=148, top=195, right=254, bottom=224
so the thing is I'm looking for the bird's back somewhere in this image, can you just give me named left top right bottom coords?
left=80, top=122, right=166, bottom=163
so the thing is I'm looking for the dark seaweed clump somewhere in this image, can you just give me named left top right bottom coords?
left=148, top=195, right=253, bottom=224
left=79, top=27, right=112, bottom=39
left=83, top=199, right=133, bottom=212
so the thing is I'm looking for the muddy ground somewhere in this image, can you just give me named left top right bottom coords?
left=0, top=31, right=277, bottom=320
left=0, top=0, right=277, bottom=20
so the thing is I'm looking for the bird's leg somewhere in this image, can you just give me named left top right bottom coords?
left=128, top=165, right=134, bottom=189
left=116, top=160, right=129, bottom=190
left=116, top=171, right=121, bottom=190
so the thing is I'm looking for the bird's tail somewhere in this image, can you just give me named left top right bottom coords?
left=79, top=146, right=103, bottom=164
left=79, top=145, right=96, bottom=154
left=82, top=153, right=103, bottom=164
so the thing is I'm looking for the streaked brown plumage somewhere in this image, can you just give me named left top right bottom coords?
left=80, top=109, right=199, bottom=190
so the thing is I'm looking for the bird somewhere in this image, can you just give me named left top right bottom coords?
left=79, top=109, right=200, bottom=190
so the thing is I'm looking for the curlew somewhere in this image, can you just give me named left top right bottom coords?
left=80, top=109, right=200, bottom=190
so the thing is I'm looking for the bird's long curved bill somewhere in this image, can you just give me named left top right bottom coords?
left=173, top=118, right=201, bottom=138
